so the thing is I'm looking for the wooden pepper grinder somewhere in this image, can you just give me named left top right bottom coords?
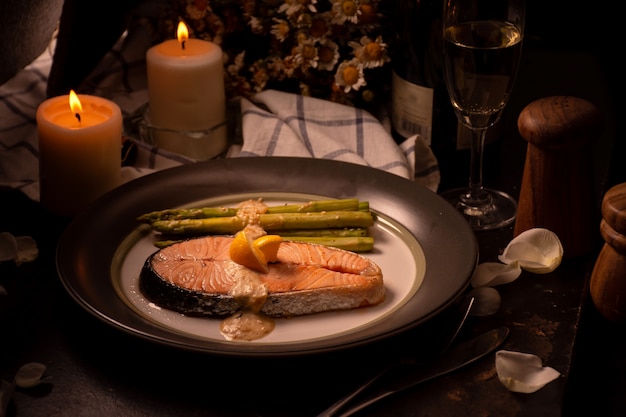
left=515, top=96, right=602, bottom=258
left=590, top=183, right=626, bottom=324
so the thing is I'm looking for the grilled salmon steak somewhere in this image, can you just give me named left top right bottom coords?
left=140, top=235, right=384, bottom=318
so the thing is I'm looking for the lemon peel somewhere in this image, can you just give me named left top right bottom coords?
left=229, top=231, right=267, bottom=273
left=229, top=230, right=282, bottom=273
left=254, top=235, right=282, bottom=263
left=495, top=350, right=560, bottom=393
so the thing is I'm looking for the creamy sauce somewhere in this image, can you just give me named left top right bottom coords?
left=236, top=199, right=268, bottom=227
left=220, top=310, right=276, bottom=341
left=220, top=201, right=276, bottom=341
left=228, top=262, right=268, bottom=312
left=220, top=261, right=275, bottom=341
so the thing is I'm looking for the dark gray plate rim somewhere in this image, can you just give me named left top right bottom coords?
left=56, top=157, right=478, bottom=357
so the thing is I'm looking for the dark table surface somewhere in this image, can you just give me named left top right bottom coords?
left=2, top=34, right=625, bottom=417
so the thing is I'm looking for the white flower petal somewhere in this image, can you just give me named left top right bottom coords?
left=498, top=228, right=563, bottom=274
left=467, top=287, right=501, bottom=316
left=0, top=232, right=18, bottom=263
left=495, top=350, right=560, bottom=393
left=14, top=236, right=38, bottom=265
left=471, top=261, right=522, bottom=288
left=0, top=232, right=38, bottom=265
left=15, top=363, right=49, bottom=388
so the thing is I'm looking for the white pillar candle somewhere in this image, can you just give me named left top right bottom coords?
left=36, top=91, right=122, bottom=217
left=146, top=22, right=227, bottom=160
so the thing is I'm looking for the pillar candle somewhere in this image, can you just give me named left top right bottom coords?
left=146, top=22, right=227, bottom=160
left=36, top=92, right=122, bottom=217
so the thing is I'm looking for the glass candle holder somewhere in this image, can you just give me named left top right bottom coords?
left=138, top=105, right=229, bottom=160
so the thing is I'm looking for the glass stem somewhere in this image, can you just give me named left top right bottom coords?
left=463, top=127, right=490, bottom=206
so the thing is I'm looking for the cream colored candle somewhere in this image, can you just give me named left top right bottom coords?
left=36, top=91, right=122, bottom=217
left=146, top=22, right=227, bottom=160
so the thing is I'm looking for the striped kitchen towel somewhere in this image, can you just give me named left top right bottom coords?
left=238, top=89, right=440, bottom=191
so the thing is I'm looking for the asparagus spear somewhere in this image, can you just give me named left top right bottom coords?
left=137, top=206, right=236, bottom=222
left=150, top=211, right=374, bottom=235
left=142, top=199, right=376, bottom=252
left=266, top=199, right=369, bottom=213
left=137, top=198, right=368, bottom=223
left=278, top=228, right=367, bottom=237
left=281, top=236, right=374, bottom=252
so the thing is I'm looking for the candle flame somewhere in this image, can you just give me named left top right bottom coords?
left=69, top=90, right=82, bottom=123
left=177, top=21, right=189, bottom=44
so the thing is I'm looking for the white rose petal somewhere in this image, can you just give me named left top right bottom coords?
left=0, top=232, right=38, bottom=266
left=14, top=363, right=49, bottom=388
left=0, top=232, right=17, bottom=263
left=15, top=236, right=38, bottom=265
left=495, top=350, right=560, bottom=393
left=498, top=228, right=563, bottom=274
left=471, top=260, right=522, bottom=288
left=467, top=287, right=501, bottom=316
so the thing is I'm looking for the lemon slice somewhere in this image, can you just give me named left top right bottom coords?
left=230, top=231, right=282, bottom=273
left=254, top=235, right=282, bottom=263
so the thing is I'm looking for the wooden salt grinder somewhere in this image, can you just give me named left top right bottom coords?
left=590, top=183, right=626, bottom=324
left=515, top=96, right=602, bottom=258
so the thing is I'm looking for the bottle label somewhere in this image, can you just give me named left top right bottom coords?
left=391, top=72, right=434, bottom=145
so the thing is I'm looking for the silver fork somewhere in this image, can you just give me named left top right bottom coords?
left=315, top=296, right=475, bottom=417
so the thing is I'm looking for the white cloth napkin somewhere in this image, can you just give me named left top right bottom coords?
left=237, top=89, right=427, bottom=182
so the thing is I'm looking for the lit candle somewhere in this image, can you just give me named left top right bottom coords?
left=146, top=21, right=227, bottom=160
left=36, top=91, right=122, bottom=217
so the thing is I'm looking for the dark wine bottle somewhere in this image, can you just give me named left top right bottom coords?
left=389, top=0, right=446, bottom=143
left=387, top=0, right=501, bottom=190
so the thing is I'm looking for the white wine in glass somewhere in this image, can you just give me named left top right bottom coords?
left=440, top=0, right=525, bottom=230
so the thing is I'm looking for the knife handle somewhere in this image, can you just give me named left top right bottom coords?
left=314, top=361, right=403, bottom=417
left=336, top=390, right=396, bottom=417
left=334, top=367, right=437, bottom=417
left=333, top=326, right=509, bottom=417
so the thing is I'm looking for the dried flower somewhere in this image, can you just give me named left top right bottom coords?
left=162, top=0, right=393, bottom=108
left=279, top=0, right=318, bottom=16
left=349, top=35, right=389, bottom=68
left=335, top=58, right=366, bottom=92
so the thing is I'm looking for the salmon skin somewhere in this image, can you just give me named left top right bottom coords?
left=140, top=235, right=384, bottom=318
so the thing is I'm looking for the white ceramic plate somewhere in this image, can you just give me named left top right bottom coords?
left=57, top=157, right=478, bottom=357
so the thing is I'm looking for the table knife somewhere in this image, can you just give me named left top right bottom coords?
left=321, top=326, right=509, bottom=417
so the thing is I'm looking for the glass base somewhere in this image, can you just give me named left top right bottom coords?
left=439, top=187, right=517, bottom=231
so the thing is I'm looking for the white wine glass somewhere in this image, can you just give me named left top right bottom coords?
left=440, top=0, right=525, bottom=230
